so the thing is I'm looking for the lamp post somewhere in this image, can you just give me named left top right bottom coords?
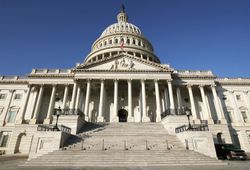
left=54, top=106, right=61, bottom=131
left=185, top=108, right=192, bottom=130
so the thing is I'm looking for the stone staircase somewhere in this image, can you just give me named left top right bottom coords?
left=22, top=122, right=224, bottom=167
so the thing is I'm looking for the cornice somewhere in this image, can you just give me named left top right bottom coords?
left=216, top=78, right=250, bottom=85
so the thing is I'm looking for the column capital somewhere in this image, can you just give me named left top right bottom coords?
left=243, top=91, right=249, bottom=94
left=198, top=84, right=205, bottom=88
left=154, top=79, right=159, bottom=83
left=187, top=84, right=193, bottom=88
left=211, top=84, right=217, bottom=88
left=166, top=79, right=172, bottom=83
left=9, top=89, right=15, bottom=93
left=52, top=84, right=57, bottom=87
left=228, top=90, right=234, bottom=94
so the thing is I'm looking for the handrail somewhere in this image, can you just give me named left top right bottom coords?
left=37, top=124, right=71, bottom=134
left=175, top=124, right=209, bottom=134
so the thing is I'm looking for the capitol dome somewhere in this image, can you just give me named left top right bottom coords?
left=83, top=6, right=160, bottom=64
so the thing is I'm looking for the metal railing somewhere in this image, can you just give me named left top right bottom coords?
left=175, top=124, right=209, bottom=134
left=161, top=108, right=188, bottom=119
left=37, top=124, right=71, bottom=133
left=54, top=108, right=84, bottom=116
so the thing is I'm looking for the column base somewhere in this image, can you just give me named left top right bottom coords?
left=16, top=119, right=25, bottom=124
left=111, top=116, right=119, bottom=122
left=85, top=116, right=89, bottom=122
left=156, top=116, right=161, bottom=122
left=142, top=116, right=150, bottom=122
left=97, top=116, right=104, bottom=122
left=29, top=119, right=37, bottom=124
left=192, top=119, right=201, bottom=124
left=220, top=119, right=227, bottom=124
left=127, top=116, right=134, bottom=122
left=43, top=118, right=52, bottom=124
left=207, top=119, right=214, bottom=124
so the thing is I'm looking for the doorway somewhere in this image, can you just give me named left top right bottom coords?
left=118, top=109, right=128, bottom=122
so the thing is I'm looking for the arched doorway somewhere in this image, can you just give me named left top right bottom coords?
left=14, top=132, right=26, bottom=153
left=118, top=109, right=128, bottom=122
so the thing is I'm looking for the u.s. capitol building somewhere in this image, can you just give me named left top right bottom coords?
left=0, top=6, right=249, bottom=165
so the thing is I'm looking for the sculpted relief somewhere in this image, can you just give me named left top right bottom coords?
left=110, top=58, right=135, bottom=70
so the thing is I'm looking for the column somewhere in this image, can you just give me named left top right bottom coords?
left=187, top=85, right=199, bottom=123
left=75, top=85, right=81, bottom=110
left=69, top=82, right=77, bottom=113
left=44, top=85, right=57, bottom=124
left=211, top=85, right=226, bottom=123
left=154, top=80, right=161, bottom=122
left=112, top=79, right=119, bottom=122
left=167, top=80, right=175, bottom=115
left=17, top=86, right=31, bottom=124
left=84, top=80, right=91, bottom=121
left=161, top=91, right=166, bottom=112
left=228, top=91, right=243, bottom=124
left=127, top=80, right=134, bottom=122
left=97, top=80, right=104, bottom=122
left=199, top=85, right=213, bottom=124
left=30, top=85, right=44, bottom=124
left=176, top=87, right=182, bottom=115
left=141, top=80, right=150, bottom=122
left=62, top=85, right=69, bottom=111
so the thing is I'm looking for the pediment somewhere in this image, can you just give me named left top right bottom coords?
left=75, top=54, right=171, bottom=72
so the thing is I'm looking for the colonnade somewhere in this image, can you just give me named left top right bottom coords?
left=16, top=79, right=226, bottom=124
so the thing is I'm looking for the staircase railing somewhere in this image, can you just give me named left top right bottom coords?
left=37, top=124, right=71, bottom=133
left=175, top=124, right=209, bottom=134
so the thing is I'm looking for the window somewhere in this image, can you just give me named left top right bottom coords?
left=6, top=107, right=19, bottom=123
left=227, top=111, right=233, bottom=123
left=236, top=95, right=241, bottom=100
left=115, top=39, right=118, bottom=44
left=241, top=111, right=248, bottom=123
left=0, top=132, right=11, bottom=147
left=14, top=94, right=22, bottom=100
left=0, top=94, right=7, bottom=100
left=109, top=39, right=112, bottom=44
left=126, top=39, right=130, bottom=44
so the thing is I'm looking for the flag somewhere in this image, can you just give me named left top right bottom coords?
left=120, top=39, right=124, bottom=50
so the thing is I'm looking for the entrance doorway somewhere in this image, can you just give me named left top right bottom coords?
left=118, top=109, right=128, bottom=122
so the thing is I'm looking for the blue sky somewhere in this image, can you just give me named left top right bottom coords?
left=0, top=0, right=249, bottom=77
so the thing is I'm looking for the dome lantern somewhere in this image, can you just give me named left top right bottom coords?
left=117, top=4, right=128, bottom=23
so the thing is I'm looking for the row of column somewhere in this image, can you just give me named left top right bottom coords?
left=17, top=80, right=226, bottom=124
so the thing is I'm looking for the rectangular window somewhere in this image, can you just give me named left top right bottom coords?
left=7, top=111, right=16, bottom=123
left=0, top=94, right=7, bottom=100
left=0, top=132, right=10, bottom=147
left=241, top=111, right=248, bottom=123
left=14, top=94, right=22, bottom=100
left=227, top=111, right=233, bottom=123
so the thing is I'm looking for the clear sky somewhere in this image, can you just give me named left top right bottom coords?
left=0, top=0, right=250, bottom=77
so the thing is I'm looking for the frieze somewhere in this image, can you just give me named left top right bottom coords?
left=110, top=58, right=135, bottom=70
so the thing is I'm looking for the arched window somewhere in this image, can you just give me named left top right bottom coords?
left=126, top=38, right=130, bottom=44
left=104, top=41, right=107, bottom=46
left=132, top=39, right=136, bottom=45
left=109, top=39, right=112, bottom=44
left=115, top=38, right=118, bottom=44
left=7, top=106, right=20, bottom=123
left=138, top=41, right=141, bottom=46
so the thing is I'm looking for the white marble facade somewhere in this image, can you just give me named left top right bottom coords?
left=0, top=7, right=250, bottom=154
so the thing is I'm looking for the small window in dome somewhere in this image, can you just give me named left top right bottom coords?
left=115, top=39, right=118, bottom=44
left=143, top=54, right=147, bottom=60
left=149, top=57, right=152, bottom=61
left=98, top=55, right=102, bottom=60
left=100, top=43, right=102, bottom=47
left=132, top=39, right=135, bottom=45
left=109, top=39, right=112, bottom=44
left=135, top=53, right=140, bottom=58
left=126, top=38, right=130, bottom=44
left=104, top=41, right=107, bottom=46
left=128, top=51, right=133, bottom=55
left=138, top=41, right=141, bottom=46
left=104, top=53, right=109, bottom=58
left=142, top=43, right=145, bottom=48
